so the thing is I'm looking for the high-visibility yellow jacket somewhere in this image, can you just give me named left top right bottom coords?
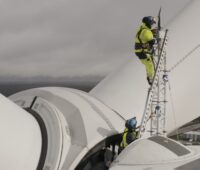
left=134, top=23, right=154, bottom=53
left=120, top=128, right=138, bottom=149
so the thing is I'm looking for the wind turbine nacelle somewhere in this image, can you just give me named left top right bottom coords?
left=0, top=87, right=124, bottom=170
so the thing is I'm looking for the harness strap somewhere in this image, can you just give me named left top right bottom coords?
left=135, top=27, right=151, bottom=52
left=137, top=26, right=145, bottom=44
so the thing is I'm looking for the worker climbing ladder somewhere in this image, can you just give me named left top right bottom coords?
left=139, top=29, right=168, bottom=138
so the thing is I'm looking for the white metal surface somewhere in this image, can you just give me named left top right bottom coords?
left=1, top=1, right=200, bottom=170
left=90, top=0, right=200, bottom=136
left=9, top=87, right=125, bottom=169
left=164, top=0, right=200, bottom=134
left=110, top=136, right=200, bottom=170
left=0, top=94, right=42, bottom=170
left=90, top=57, right=148, bottom=122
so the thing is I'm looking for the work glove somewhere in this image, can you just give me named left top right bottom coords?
left=152, top=28, right=159, bottom=37
left=148, top=39, right=156, bottom=54
left=149, top=39, right=156, bottom=46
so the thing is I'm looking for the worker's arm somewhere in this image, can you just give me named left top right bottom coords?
left=140, top=29, right=154, bottom=43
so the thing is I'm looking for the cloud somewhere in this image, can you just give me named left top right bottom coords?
left=0, top=0, right=191, bottom=82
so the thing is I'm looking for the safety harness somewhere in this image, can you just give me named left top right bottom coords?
left=135, top=26, right=152, bottom=53
left=120, top=128, right=138, bottom=149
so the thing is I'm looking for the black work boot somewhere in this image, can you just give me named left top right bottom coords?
left=147, top=77, right=153, bottom=86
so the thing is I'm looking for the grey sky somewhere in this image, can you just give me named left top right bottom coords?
left=0, top=0, right=191, bottom=82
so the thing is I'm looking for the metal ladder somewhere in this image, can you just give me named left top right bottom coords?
left=139, top=29, right=168, bottom=138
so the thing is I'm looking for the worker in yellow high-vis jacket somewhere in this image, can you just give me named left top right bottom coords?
left=135, top=16, right=157, bottom=85
left=119, top=117, right=139, bottom=153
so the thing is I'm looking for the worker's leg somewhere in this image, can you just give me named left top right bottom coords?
left=140, top=55, right=155, bottom=80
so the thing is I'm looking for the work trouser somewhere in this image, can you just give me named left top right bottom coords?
left=136, top=52, right=155, bottom=80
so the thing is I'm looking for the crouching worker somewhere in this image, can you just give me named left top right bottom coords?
left=119, top=117, right=139, bottom=153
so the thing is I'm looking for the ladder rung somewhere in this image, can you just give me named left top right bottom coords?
left=139, top=29, right=168, bottom=138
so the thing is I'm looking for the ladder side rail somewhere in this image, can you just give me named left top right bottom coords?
left=149, top=30, right=168, bottom=136
left=152, top=30, right=168, bottom=89
left=139, top=29, right=168, bottom=138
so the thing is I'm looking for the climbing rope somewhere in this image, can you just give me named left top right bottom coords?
left=169, top=44, right=200, bottom=72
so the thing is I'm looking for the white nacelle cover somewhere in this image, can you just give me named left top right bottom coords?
left=111, top=136, right=191, bottom=169
left=0, top=94, right=42, bottom=170
left=9, top=87, right=125, bottom=169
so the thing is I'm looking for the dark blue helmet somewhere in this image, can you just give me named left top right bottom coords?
left=126, top=117, right=137, bottom=130
left=142, top=16, right=156, bottom=27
